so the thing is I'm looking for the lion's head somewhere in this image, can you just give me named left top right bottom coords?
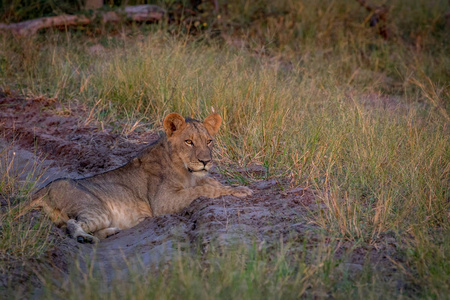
left=163, top=112, right=222, bottom=177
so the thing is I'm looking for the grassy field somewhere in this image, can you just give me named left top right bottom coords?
left=0, top=0, right=449, bottom=298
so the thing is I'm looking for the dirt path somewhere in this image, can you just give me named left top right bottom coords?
left=1, top=93, right=320, bottom=287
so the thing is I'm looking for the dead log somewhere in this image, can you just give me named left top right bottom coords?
left=0, top=5, right=165, bottom=36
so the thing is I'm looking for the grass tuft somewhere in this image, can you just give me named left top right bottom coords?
left=0, top=144, right=53, bottom=261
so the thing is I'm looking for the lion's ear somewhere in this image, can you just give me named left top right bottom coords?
left=163, top=113, right=186, bottom=137
left=203, top=113, right=222, bottom=136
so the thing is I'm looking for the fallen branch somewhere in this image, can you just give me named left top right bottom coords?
left=0, top=5, right=165, bottom=36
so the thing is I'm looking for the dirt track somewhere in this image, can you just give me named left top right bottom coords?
left=1, top=93, right=327, bottom=288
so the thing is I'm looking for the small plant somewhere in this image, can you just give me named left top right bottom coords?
left=0, top=143, right=54, bottom=262
left=0, top=207, right=53, bottom=260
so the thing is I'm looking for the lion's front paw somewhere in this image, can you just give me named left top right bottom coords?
left=231, top=186, right=253, bottom=197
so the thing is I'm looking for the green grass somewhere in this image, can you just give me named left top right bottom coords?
left=0, top=144, right=53, bottom=261
left=0, top=0, right=449, bottom=298
left=41, top=241, right=405, bottom=300
left=0, top=145, right=55, bottom=299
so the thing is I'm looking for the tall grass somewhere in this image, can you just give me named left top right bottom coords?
left=0, top=145, right=53, bottom=261
left=42, top=241, right=404, bottom=300
left=2, top=31, right=447, bottom=238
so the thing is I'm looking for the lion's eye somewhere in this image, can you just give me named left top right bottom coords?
left=185, top=140, right=193, bottom=146
left=207, top=140, right=213, bottom=145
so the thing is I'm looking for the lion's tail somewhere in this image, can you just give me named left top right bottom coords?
left=14, top=187, right=49, bottom=220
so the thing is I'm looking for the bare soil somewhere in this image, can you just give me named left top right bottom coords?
left=0, top=92, right=403, bottom=295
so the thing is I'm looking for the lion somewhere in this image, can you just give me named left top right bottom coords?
left=19, top=112, right=253, bottom=243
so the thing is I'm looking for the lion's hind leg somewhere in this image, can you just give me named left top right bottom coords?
left=66, top=219, right=100, bottom=243
left=66, top=212, right=112, bottom=243
left=94, top=227, right=121, bottom=239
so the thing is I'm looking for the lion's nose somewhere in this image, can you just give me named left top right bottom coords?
left=198, top=159, right=210, bottom=166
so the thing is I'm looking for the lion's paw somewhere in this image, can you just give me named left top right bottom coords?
left=76, top=232, right=100, bottom=244
left=231, top=186, right=253, bottom=197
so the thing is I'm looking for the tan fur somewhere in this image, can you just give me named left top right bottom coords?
left=20, top=113, right=253, bottom=243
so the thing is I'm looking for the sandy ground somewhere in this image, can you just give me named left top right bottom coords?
left=0, top=92, right=401, bottom=295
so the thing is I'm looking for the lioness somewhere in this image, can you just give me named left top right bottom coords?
left=21, top=112, right=252, bottom=243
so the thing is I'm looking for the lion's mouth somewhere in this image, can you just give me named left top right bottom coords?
left=188, top=168, right=207, bottom=173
